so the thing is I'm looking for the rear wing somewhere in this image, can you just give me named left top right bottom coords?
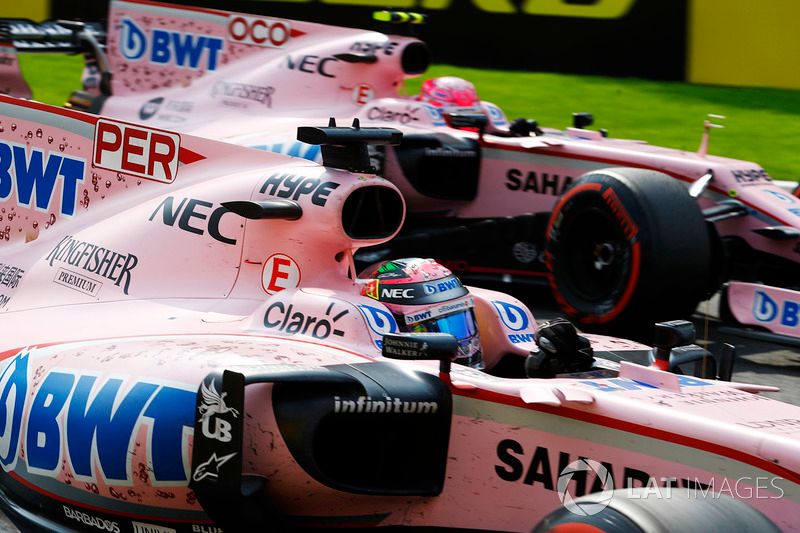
left=0, top=19, right=106, bottom=53
left=0, top=19, right=110, bottom=97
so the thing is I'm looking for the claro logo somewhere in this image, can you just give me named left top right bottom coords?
left=263, top=0, right=635, bottom=19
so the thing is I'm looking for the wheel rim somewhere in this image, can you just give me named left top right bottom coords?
left=559, top=207, right=631, bottom=304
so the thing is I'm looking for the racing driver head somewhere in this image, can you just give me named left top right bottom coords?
left=361, top=258, right=483, bottom=369
left=416, top=76, right=479, bottom=108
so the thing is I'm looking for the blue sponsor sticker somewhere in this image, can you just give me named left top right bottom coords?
left=120, top=18, right=224, bottom=71
left=753, top=290, right=799, bottom=328
left=0, top=141, right=85, bottom=216
left=762, top=189, right=795, bottom=204
left=580, top=375, right=708, bottom=392
left=250, top=141, right=321, bottom=162
left=0, top=351, right=196, bottom=483
left=491, top=300, right=530, bottom=332
left=423, top=104, right=446, bottom=127
left=484, top=103, right=508, bottom=126
left=357, top=304, right=399, bottom=349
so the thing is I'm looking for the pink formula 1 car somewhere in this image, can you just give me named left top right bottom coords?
left=0, top=90, right=799, bottom=533
left=2, top=0, right=800, bottom=341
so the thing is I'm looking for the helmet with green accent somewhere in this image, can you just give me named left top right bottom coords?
left=360, top=258, right=483, bottom=368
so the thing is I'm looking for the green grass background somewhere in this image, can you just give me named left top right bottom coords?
left=18, top=54, right=800, bottom=180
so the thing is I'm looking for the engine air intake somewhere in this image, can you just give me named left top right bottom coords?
left=342, top=186, right=403, bottom=240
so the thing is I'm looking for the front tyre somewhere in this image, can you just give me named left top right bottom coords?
left=533, top=488, right=780, bottom=533
left=545, top=168, right=712, bottom=333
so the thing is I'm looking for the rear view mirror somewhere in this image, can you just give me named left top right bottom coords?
left=444, top=112, right=488, bottom=131
left=382, top=333, right=459, bottom=377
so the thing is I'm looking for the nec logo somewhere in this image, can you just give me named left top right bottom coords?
left=381, top=287, right=413, bottom=299
left=0, top=141, right=85, bottom=217
left=286, top=55, right=340, bottom=78
left=228, top=15, right=298, bottom=48
left=94, top=120, right=180, bottom=183
left=120, top=18, right=223, bottom=71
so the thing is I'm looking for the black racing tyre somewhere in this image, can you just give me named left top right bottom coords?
left=544, top=168, right=713, bottom=334
left=533, top=488, right=780, bottom=533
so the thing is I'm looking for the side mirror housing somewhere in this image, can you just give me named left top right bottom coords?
left=444, top=112, right=488, bottom=132
left=652, top=320, right=695, bottom=366
left=382, top=333, right=459, bottom=377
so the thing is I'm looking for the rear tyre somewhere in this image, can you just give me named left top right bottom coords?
left=545, top=168, right=713, bottom=336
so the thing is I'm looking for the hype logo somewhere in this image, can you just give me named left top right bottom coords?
left=120, top=18, right=224, bottom=71
left=491, top=300, right=530, bottom=331
left=753, top=290, right=778, bottom=322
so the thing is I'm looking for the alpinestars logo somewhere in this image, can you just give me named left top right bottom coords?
left=198, top=380, right=239, bottom=443
left=192, top=452, right=237, bottom=482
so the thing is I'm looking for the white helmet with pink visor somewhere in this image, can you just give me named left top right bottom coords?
left=360, top=258, right=483, bottom=368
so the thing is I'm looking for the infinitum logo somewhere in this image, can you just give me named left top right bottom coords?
left=333, top=396, right=438, bottom=414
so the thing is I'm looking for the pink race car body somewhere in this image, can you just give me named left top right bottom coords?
left=0, top=86, right=799, bottom=531
left=4, top=0, right=800, bottom=338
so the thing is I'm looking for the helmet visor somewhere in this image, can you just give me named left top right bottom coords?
left=409, top=309, right=482, bottom=368
left=410, top=310, right=476, bottom=340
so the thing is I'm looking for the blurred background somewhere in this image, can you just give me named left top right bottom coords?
left=8, top=0, right=800, bottom=88
left=6, top=0, right=800, bottom=180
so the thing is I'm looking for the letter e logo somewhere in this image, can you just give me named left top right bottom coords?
left=262, top=253, right=301, bottom=295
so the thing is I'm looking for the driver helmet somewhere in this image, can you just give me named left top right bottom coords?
left=361, top=258, right=483, bottom=368
left=417, top=76, right=479, bottom=108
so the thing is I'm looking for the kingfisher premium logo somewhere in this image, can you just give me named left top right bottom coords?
left=46, top=236, right=138, bottom=295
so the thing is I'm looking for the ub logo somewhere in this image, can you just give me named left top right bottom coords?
left=198, top=380, right=239, bottom=443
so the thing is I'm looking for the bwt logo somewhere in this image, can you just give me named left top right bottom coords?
left=250, top=141, right=321, bottom=163
left=753, top=290, right=799, bottom=328
left=423, top=278, right=461, bottom=295
left=491, top=300, right=530, bottom=331
left=120, top=18, right=224, bottom=71
left=0, top=351, right=196, bottom=484
left=358, top=304, right=398, bottom=349
left=0, top=141, right=85, bottom=217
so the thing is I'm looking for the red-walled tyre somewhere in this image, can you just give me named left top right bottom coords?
left=545, top=168, right=713, bottom=336
left=533, top=488, right=780, bottom=533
